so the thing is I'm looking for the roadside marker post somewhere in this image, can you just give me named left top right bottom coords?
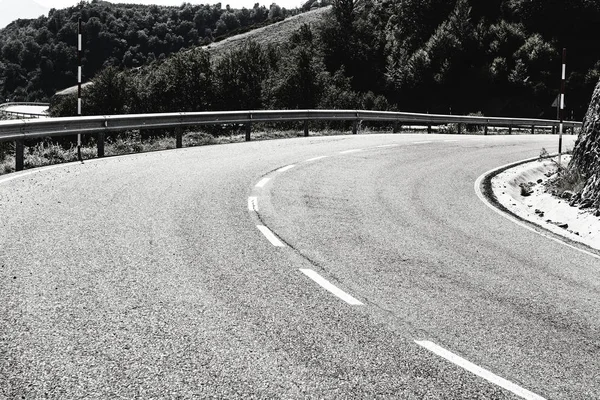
left=558, top=48, right=566, bottom=166
left=77, top=18, right=83, bottom=161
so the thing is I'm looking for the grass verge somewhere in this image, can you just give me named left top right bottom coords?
left=0, top=127, right=358, bottom=175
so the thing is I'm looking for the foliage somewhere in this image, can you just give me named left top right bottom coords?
left=0, top=0, right=297, bottom=102
left=17, top=0, right=600, bottom=124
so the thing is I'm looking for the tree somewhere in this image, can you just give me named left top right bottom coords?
left=214, top=41, right=271, bottom=110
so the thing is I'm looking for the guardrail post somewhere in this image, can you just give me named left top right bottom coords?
left=531, top=125, right=535, bottom=135
left=457, top=123, right=462, bottom=135
left=393, top=122, right=399, bottom=133
left=508, top=126, right=512, bottom=135
left=97, top=132, right=105, bottom=157
left=484, top=125, right=488, bottom=135
left=245, top=122, right=252, bottom=141
left=352, top=120, right=358, bottom=135
left=245, top=113, right=252, bottom=141
left=15, top=139, right=24, bottom=171
left=552, top=125, right=556, bottom=134
left=427, top=125, right=432, bottom=134
left=175, top=128, right=183, bottom=148
left=304, top=120, right=309, bottom=137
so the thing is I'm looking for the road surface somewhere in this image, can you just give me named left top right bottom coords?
left=1, top=133, right=597, bottom=399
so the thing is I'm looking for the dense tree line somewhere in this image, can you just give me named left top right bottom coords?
left=0, top=0, right=298, bottom=102
left=51, top=34, right=393, bottom=120
left=13, top=0, right=600, bottom=121
left=332, top=0, right=600, bottom=119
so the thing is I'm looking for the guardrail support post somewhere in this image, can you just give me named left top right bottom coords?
left=427, top=125, right=432, bottom=134
left=531, top=125, right=535, bottom=135
left=484, top=125, right=488, bottom=135
left=392, top=122, right=399, bottom=133
left=245, top=123, right=251, bottom=141
left=15, top=139, right=24, bottom=171
left=457, top=123, right=462, bottom=135
left=508, top=126, right=512, bottom=135
left=97, top=132, right=105, bottom=157
left=352, top=120, right=358, bottom=135
left=175, top=128, right=183, bottom=148
left=304, top=120, right=309, bottom=137
left=552, top=125, right=556, bottom=134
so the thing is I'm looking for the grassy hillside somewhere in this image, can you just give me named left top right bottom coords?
left=201, top=7, right=331, bottom=60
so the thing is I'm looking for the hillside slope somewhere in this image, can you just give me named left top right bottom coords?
left=201, top=6, right=330, bottom=59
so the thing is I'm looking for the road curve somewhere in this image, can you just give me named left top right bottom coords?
left=1, top=133, right=597, bottom=399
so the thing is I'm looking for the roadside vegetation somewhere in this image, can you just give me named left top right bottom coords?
left=0, top=126, right=365, bottom=175
left=2, top=0, right=600, bottom=120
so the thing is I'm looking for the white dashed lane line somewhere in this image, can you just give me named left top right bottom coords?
left=305, top=156, right=329, bottom=162
left=376, top=144, right=400, bottom=148
left=255, top=177, right=271, bottom=188
left=248, top=197, right=258, bottom=212
left=277, top=165, right=296, bottom=172
left=256, top=225, right=285, bottom=247
left=415, top=341, right=546, bottom=400
left=299, top=269, right=364, bottom=306
left=412, top=140, right=433, bottom=144
left=339, top=149, right=363, bottom=154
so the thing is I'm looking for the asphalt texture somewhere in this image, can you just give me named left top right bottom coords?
left=1, top=133, right=597, bottom=399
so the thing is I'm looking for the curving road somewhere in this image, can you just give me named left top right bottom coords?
left=1, top=133, right=597, bottom=399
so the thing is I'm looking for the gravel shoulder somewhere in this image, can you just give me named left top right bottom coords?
left=491, top=156, right=600, bottom=252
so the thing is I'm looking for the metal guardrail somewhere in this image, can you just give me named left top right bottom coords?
left=0, top=109, right=583, bottom=171
left=0, top=102, right=50, bottom=119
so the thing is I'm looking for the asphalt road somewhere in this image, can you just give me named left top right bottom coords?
left=1, top=133, right=597, bottom=399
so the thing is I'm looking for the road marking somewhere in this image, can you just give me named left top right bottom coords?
left=255, top=177, right=271, bottom=188
left=299, top=269, right=363, bottom=305
left=257, top=225, right=285, bottom=247
left=474, top=158, right=600, bottom=261
left=248, top=197, right=258, bottom=212
left=305, top=156, right=328, bottom=162
left=415, top=341, right=545, bottom=400
left=376, top=144, right=400, bottom=148
left=277, top=165, right=296, bottom=172
left=339, top=149, right=363, bottom=154
left=443, top=139, right=458, bottom=143
left=0, top=163, right=70, bottom=185
left=412, top=140, right=433, bottom=144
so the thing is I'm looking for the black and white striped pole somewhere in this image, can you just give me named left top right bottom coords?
left=77, top=18, right=82, bottom=161
left=558, top=48, right=566, bottom=166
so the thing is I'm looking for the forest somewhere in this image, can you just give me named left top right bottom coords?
left=0, top=0, right=301, bottom=102
left=2, top=0, right=600, bottom=121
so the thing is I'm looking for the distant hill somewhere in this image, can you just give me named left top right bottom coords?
left=202, top=6, right=330, bottom=59
left=0, top=0, right=49, bottom=29
left=0, top=0, right=302, bottom=102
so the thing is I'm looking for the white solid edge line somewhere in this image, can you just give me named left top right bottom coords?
left=0, top=157, right=111, bottom=186
left=299, top=268, right=363, bottom=305
left=339, top=149, right=363, bottom=154
left=256, top=225, right=285, bottom=247
left=248, top=196, right=258, bottom=212
left=305, top=156, right=328, bottom=162
left=277, top=165, right=296, bottom=172
left=255, top=177, right=271, bottom=188
left=412, top=140, right=433, bottom=144
left=0, top=164, right=62, bottom=185
left=474, top=158, right=600, bottom=261
left=415, top=341, right=546, bottom=400
left=376, top=144, right=400, bottom=148
left=443, top=139, right=459, bottom=142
